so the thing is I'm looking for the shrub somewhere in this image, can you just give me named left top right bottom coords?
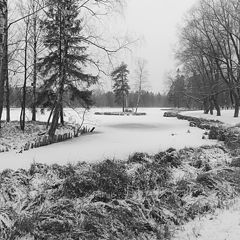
left=51, top=163, right=76, bottom=179
left=1, top=146, right=239, bottom=240
left=81, top=200, right=159, bottom=240
left=11, top=214, right=35, bottom=239
left=163, top=112, right=178, bottom=117
left=196, top=172, right=220, bottom=190
left=132, top=161, right=171, bottom=191
left=62, top=171, right=98, bottom=198
left=154, top=149, right=181, bottom=168
left=230, top=158, right=240, bottom=167
left=128, top=152, right=151, bottom=164
left=93, top=160, right=130, bottom=199
left=29, top=163, right=49, bottom=176
left=34, top=199, right=78, bottom=239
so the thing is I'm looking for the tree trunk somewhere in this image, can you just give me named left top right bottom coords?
left=60, top=105, right=64, bottom=125
left=48, top=102, right=60, bottom=138
left=0, top=2, right=7, bottom=126
left=49, top=7, right=65, bottom=138
left=185, top=98, right=191, bottom=109
left=46, top=105, right=55, bottom=129
left=230, top=90, right=234, bottom=106
left=49, top=78, right=65, bottom=137
left=209, top=99, right=214, bottom=115
left=0, top=63, right=4, bottom=127
left=4, top=9, right=9, bottom=122
left=234, top=102, right=239, bottom=118
left=212, top=95, right=221, bottom=116
left=32, top=2, right=37, bottom=121
left=20, top=20, right=29, bottom=131
left=5, top=68, right=10, bottom=122
left=203, top=98, right=209, bottom=114
left=122, top=94, right=125, bottom=112
left=135, top=88, right=141, bottom=113
left=0, top=55, right=4, bottom=127
left=233, top=93, right=240, bottom=118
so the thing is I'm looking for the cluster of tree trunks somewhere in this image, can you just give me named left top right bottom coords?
left=171, top=0, right=240, bottom=118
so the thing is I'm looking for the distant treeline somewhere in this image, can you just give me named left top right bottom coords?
left=92, top=91, right=169, bottom=108
left=7, top=87, right=169, bottom=108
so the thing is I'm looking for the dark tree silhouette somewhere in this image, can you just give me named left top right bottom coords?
left=39, top=0, right=98, bottom=138
left=111, top=62, right=130, bottom=112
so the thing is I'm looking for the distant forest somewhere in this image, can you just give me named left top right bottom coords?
left=7, top=87, right=170, bottom=109
left=93, top=91, right=169, bottom=108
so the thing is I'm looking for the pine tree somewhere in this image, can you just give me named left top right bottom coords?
left=167, top=70, right=186, bottom=108
left=39, top=0, right=98, bottom=138
left=111, top=62, right=130, bottom=112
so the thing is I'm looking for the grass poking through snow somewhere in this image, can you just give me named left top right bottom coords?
left=0, top=145, right=239, bottom=239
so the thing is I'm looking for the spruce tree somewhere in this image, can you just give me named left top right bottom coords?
left=39, top=0, right=97, bottom=138
left=111, top=62, right=130, bottom=112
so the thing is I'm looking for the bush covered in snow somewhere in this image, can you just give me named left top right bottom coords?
left=0, top=146, right=239, bottom=240
left=0, top=121, right=93, bottom=153
left=163, top=111, right=178, bottom=117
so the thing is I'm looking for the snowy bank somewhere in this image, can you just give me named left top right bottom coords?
left=0, top=121, right=94, bottom=153
left=0, top=146, right=238, bottom=240
left=180, top=109, right=240, bottom=126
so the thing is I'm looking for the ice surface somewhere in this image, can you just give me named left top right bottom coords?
left=0, top=108, right=216, bottom=171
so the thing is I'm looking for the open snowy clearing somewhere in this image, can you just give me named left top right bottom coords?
left=0, top=108, right=216, bottom=171
left=173, top=199, right=240, bottom=240
left=181, top=109, right=240, bottom=126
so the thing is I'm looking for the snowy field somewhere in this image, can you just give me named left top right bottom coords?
left=173, top=199, right=240, bottom=240
left=0, top=108, right=216, bottom=171
left=181, top=109, right=240, bottom=126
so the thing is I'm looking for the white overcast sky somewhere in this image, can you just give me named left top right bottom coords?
left=9, top=0, right=198, bottom=93
left=117, top=0, right=198, bottom=93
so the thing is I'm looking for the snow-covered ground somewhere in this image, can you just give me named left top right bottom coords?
left=175, top=109, right=240, bottom=240
left=0, top=108, right=216, bottom=171
left=2, top=108, right=240, bottom=239
left=173, top=199, right=240, bottom=240
left=181, top=109, right=240, bottom=126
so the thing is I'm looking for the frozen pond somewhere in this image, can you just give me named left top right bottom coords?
left=0, top=108, right=216, bottom=170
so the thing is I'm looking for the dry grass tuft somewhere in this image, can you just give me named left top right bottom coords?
left=0, top=146, right=239, bottom=239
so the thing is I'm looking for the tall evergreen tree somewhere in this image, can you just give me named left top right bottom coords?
left=111, top=62, right=130, bottom=112
left=167, top=70, right=186, bottom=108
left=39, top=0, right=98, bottom=138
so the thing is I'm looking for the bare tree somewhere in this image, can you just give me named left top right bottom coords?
left=0, top=0, right=47, bottom=126
left=134, top=58, right=148, bottom=113
left=196, top=0, right=240, bottom=117
left=20, top=13, right=31, bottom=131
left=0, top=0, right=7, bottom=126
left=15, top=0, right=45, bottom=130
left=30, top=0, right=43, bottom=121
left=176, top=0, right=240, bottom=116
